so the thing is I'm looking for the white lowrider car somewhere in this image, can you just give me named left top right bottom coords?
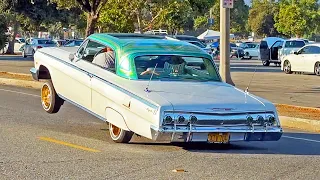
left=30, top=33, right=282, bottom=143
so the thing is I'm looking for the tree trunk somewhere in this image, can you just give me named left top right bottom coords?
left=85, top=13, right=98, bottom=37
left=6, top=19, right=18, bottom=54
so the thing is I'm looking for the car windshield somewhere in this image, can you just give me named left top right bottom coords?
left=285, top=41, right=305, bottom=48
left=38, top=40, right=55, bottom=44
left=19, top=39, right=25, bottom=43
left=134, top=55, right=220, bottom=82
left=188, top=41, right=206, bottom=48
left=247, top=43, right=257, bottom=48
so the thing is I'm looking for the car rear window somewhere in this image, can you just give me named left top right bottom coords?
left=285, top=41, right=305, bottom=48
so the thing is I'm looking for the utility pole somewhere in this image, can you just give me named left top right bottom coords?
left=220, top=0, right=235, bottom=86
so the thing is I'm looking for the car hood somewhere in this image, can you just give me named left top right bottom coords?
left=124, top=81, right=269, bottom=113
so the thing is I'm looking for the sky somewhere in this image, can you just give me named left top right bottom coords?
left=244, top=0, right=251, bottom=6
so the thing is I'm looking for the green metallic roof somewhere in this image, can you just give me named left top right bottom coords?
left=88, top=33, right=211, bottom=59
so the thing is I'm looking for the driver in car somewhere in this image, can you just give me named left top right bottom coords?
left=92, top=47, right=115, bottom=69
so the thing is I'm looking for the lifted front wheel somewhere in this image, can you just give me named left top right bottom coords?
left=41, top=81, right=63, bottom=113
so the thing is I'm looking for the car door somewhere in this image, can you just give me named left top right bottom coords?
left=291, top=46, right=310, bottom=72
left=72, top=39, right=105, bottom=111
left=25, top=39, right=35, bottom=55
left=259, top=41, right=269, bottom=60
left=303, top=46, right=320, bottom=73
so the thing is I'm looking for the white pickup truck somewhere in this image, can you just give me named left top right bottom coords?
left=30, top=33, right=282, bottom=144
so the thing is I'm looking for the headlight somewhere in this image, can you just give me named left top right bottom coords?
left=164, top=115, right=173, bottom=124
left=257, top=115, right=264, bottom=125
left=246, top=115, right=254, bottom=125
left=267, top=115, right=276, bottom=125
left=190, top=116, right=198, bottom=124
left=177, top=116, right=185, bottom=123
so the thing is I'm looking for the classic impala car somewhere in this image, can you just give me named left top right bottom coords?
left=30, top=33, right=282, bottom=143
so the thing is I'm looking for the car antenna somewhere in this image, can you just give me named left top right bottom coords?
left=145, top=63, right=158, bottom=93
left=245, top=64, right=259, bottom=93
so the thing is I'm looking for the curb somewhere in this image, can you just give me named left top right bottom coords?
left=0, top=77, right=42, bottom=89
left=0, top=74, right=319, bottom=133
left=279, top=116, right=320, bottom=133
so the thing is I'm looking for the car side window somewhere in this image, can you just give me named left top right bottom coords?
left=81, top=40, right=105, bottom=62
left=308, top=46, right=320, bottom=54
left=300, top=47, right=310, bottom=54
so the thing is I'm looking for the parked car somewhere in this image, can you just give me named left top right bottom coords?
left=260, top=38, right=305, bottom=66
left=30, top=33, right=282, bottom=144
left=230, top=43, right=245, bottom=58
left=63, top=39, right=84, bottom=47
left=14, top=37, right=26, bottom=52
left=211, top=43, right=245, bottom=59
left=22, top=38, right=57, bottom=58
left=54, top=39, right=67, bottom=47
left=281, top=44, right=320, bottom=76
left=242, top=43, right=260, bottom=59
left=166, top=35, right=212, bottom=55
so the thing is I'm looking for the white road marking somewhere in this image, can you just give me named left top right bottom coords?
left=0, top=88, right=40, bottom=97
left=282, top=135, right=320, bottom=143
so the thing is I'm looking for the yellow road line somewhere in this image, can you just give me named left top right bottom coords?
left=38, top=136, right=101, bottom=153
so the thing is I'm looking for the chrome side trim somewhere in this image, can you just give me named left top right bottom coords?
left=39, top=51, right=158, bottom=110
left=58, top=94, right=107, bottom=122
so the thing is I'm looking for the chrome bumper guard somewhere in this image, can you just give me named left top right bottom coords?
left=30, top=68, right=39, bottom=81
left=150, top=125, right=283, bottom=142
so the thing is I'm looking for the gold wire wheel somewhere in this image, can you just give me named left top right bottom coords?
left=41, top=84, right=51, bottom=109
left=111, top=124, right=121, bottom=137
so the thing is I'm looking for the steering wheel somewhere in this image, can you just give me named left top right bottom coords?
left=93, top=49, right=105, bottom=59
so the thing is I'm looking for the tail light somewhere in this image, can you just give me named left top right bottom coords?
left=37, top=46, right=42, bottom=49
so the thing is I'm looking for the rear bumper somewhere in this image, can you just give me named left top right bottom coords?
left=30, top=68, right=39, bottom=81
left=150, top=126, right=282, bottom=142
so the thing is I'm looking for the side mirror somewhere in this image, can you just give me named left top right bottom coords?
left=69, top=53, right=75, bottom=61
left=294, top=51, right=299, bottom=55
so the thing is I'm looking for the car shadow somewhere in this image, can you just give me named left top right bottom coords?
left=128, top=132, right=320, bottom=156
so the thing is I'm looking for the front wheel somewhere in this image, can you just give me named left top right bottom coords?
left=315, top=62, right=320, bottom=76
left=262, top=60, right=270, bottom=66
left=41, top=81, right=63, bottom=113
left=109, top=123, right=133, bottom=143
left=283, top=60, right=293, bottom=74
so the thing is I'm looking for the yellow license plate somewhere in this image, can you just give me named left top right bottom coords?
left=208, top=133, right=230, bottom=143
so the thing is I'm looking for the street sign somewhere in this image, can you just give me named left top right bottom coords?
left=208, top=18, right=214, bottom=26
left=222, top=0, right=234, bottom=8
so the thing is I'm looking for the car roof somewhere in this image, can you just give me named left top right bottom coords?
left=89, top=33, right=210, bottom=58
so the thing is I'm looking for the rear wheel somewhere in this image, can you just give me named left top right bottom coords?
left=262, top=60, right=270, bottom=66
left=41, top=81, right=63, bottom=113
left=283, top=60, right=293, bottom=74
left=109, top=123, right=133, bottom=143
left=315, top=62, right=320, bottom=76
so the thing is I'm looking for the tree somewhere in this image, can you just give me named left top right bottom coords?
left=275, top=0, right=320, bottom=38
left=248, top=0, right=280, bottom=37
left=0, top=15, right=7, bottom=52
left=0, top=0, right=79, bottom=53
left=98, top=0, right=135, bottom=33
left=51, top=0, right=108, bottom=37
left=210, top=0, right=249, bottom=35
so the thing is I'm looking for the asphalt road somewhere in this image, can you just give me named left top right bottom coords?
left=1, top=85, right=320, bottom=179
